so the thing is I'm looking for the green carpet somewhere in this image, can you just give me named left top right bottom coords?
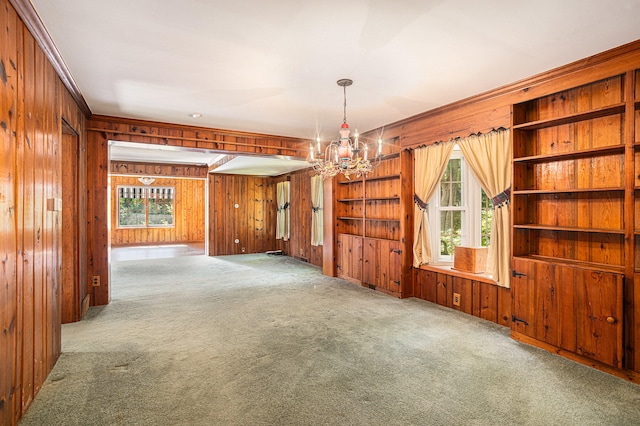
left=19, top=254, right=640, bottom=425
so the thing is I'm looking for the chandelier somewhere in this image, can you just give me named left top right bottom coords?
left=309, top=79, right=382, bottom=179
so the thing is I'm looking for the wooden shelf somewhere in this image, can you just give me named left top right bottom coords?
left=513, top=187, right=625, bottom=194
left=337, top=216, right=364, bottom=221
left=512, top=102, right=625, bottom=130
left=337, top=196, right=400, bottom=202
left=513, top=255, right=624, bottom=274
left=513, top=144, right=625, bottom=163
left=363, top=235, right=401, bottom=242
left=339, top=174, right=401, bottom=185
left=364, top=217, right=400, bottom=222
left=513, top=224, right=624, bottom=234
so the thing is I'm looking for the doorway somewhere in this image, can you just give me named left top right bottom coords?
left=61, top=119, right=89, bottom=323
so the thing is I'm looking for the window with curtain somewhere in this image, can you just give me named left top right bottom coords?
left=118, top=186, right=175, bottom=228
left=276, top=181, right=290, bottom=240
left=428, top=147, right=492, bottom=263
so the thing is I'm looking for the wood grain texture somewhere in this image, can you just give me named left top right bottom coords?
left=274, top=169, right=323, bottom=268
left=0, top=1, right=85, bottom=422
left=110, top=176, right=206, bottom=246
left=208, top=174, right=276, bottom=256
left=111, top=161, right=208, bottom=178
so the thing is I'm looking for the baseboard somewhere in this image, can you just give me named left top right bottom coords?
left=510, top=330, right=640, bottom=385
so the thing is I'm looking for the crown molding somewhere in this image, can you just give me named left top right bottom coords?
left=9, top=0, right=92, bottom=118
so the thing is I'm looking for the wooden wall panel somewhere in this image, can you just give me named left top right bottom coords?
left=109, top=175, right=206, bottom=246
left=110, top=161, right=208, bottom=178
left=0, top=1, right=87, bottom=423
left=208, top=174, right=276, bottom=256
left=274, top=169, right=323, bottom=268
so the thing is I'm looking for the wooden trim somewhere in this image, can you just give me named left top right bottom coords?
left=417, top=264, right=497, bottom=286
left=8, top=0, right=91, bottom=117
left=109, top=173, right=207, bottom=181
left=89, top=127, right=309, bottom=155
left=511, top=331, right=640, bottom=385
left=91, top=115, right=308, bottom=145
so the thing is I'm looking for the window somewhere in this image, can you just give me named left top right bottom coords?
left=118, top=186, right=174, bottom=228
left=429, top=147, right=492, bottom=263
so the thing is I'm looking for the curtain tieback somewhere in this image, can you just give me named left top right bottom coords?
left=414, top=194, right=428, bottom=212
left=284, top=202, right=290, bottom=210
left=491, top=187, right=511, bottom=208
left=312, top=206, right=321, bottom=213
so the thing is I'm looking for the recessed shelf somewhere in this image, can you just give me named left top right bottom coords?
left=513, top=187, right=625, bottom=194
left=512, top=102, right=625, bottom=130
left=339, top=174, right=401, bottom=184
left=514, top=255, right=624, bottom=274
left=513, top=224, right=624, bottom=234
left=337, top=216, right=364, bottom=221
left=337, top=196, right=400, bottom=203
left=363, top=217, right=400, bottom=222
left=513, top=144, right=625, bottom=163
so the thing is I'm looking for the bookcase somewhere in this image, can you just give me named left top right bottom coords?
left=510, top=74, right=631, bottom=368
left=335, top=151, right=412, bottom=297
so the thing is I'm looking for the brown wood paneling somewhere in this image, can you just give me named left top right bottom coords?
left=110, top=161, right=208, bottom=178
left=0, top=2, right=85, bottom=422
left=1, top=3, right=20, bottom=422
left=90, top=115, right=308, bottom=158
left=110, top=176, right=206, bottom=246
left=274, top=169, right=323, bottom=268
left=209, top=174, right=276, bottom=256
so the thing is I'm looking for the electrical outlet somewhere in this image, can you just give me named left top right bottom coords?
left=453, top=292, right=461, bottom=307
left=92, top=276, right=100, bottom=287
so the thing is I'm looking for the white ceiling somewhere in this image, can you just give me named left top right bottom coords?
left=30, top=0, right=640, bottom=171
left=109, top=141, right=310, bottom=176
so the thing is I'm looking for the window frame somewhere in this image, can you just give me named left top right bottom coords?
left=117, top=185, right=175, bottom=229
left=428, top=146, right=489, bottom=264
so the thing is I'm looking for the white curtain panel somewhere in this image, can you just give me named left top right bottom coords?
left=276, top=181, right=290, bottom=241
left=412, top=141, right=455, bottom=267
left=458, top=129, right=512, bottom=287
left=311, top=175, right=324, bottom=246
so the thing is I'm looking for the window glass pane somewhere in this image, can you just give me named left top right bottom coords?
left=440, top=210, right=462, bottom=256
left=481, top=189, right=493, bottom=247
left=440, top=159, right=462, bottom=207
left=148, top=198, right=174, bottom=226
left=119, top=198, right=145, bottom=227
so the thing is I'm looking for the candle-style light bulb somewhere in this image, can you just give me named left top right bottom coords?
left=309, top=143, right=314, bottom=161
left=316, top=134, right=321, bottom=153
left=377, top=137, right=383, bottom=156
left=364, top=144, right=368, bottom=161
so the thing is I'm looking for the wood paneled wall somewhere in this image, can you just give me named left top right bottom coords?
left=110, top=176, right=206, bottom=246
left=87, top=117, right=308, bottom=307
left=275, top=169, right=323, bottom=268
left=208, top=174, right=276, bottom=255
left=1, top=1, right=88, bottom=424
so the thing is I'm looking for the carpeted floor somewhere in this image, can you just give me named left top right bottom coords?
left=19, top=254, right=640, bottom=425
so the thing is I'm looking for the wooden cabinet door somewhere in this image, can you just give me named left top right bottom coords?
left=511, top=257, right=536, bottom=337
left=388, top=241, right=402, bottom=294
left=575, top=269, right=623, bottom=368
left=362, top=238, right=377, bottom=286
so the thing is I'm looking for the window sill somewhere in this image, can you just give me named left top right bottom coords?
left=417, top=264, right=497, bottom=285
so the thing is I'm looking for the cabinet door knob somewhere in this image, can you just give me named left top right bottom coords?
left=606, top=316, right=616, bottom=324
